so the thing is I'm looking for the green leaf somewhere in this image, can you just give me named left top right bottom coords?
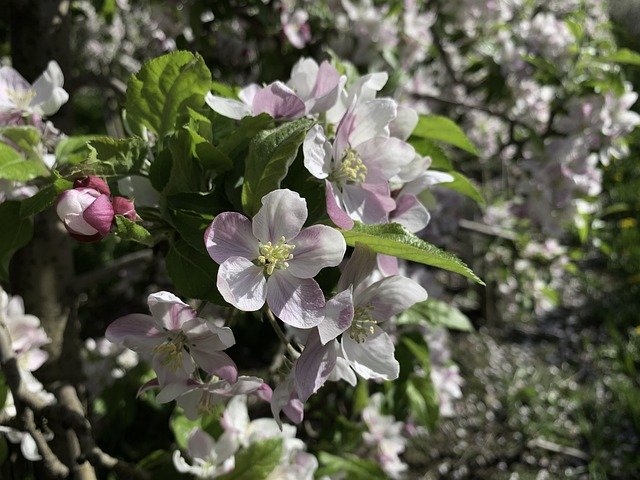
left=186, top=126, right=233, bottom=173
left=317, top=452, right=387, bottom=480
left=340, top=222, right=484, bottom=284
left=113, top=215, right=154, bottom=246
left=437, top=171, right=485, bottom=206
left=241, top=118, right=314, bottom=216
left=166, top=191, right=227, bottom=216
left=167, top=208, right=212, bottom=253
left=170, top=414, right=200, bottom=450
left=599, top=48, right=640, bottom=66
left=19, top=177, right=73, bottom=218
left=0, top=126, right=41, bottom=157
left=218, top=438, right=283, bottom=480
left=409, top=137, right=453, bottom=171
left=163, top=128, right=204, bottom=195
left=407, top=376, right=440, bottom=430
left=165, top=239, right=223, bottom=304
left=398, top=299, right=474, bottom=331
left=0, top=142, right=49, bottom=181
left=54, top=135, right=98, bottom=165
left=0, top=201, right=34, bottom=280
left=126, top=51, right=212, bottom=137
left=412, top=115, right=479, bottom=155
left=87, top=137, right=148, bottom=174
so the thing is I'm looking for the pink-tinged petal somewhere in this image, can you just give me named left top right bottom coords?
left=238, top=83, right=261, bottom=105
left=270, top=376, right=304, bottom=426
left=401, top=170, right=455, bottom=196
left=56, top=188, right=100, bottom=236
left=391, top=194, right=430, bottom=233
left=341, top=183, right=395, bottom=225
left=83, top=194, right=114, bottom=235
left=389, top=106, right=418, bottom=141
left=284, top=398, right=304, bottom=424
left=295, top=329, right=337, bottom=402
left=156, top=379, right=199, bottom=403
left=266, top=271, right=324, bottom=328
left=318, top=288, right=354, bottom=345
left=73, top=176, right=111, bottom=195
left=112, top=196, right=137, bottom=221
left=377, top=254, right=399, bottom=276
left=341, top=326, right=399, bottom=380
left=137, top=377, right=160, bottom=397
left=186, top=322, right=235, bottom=350
left=287, top=58, right=318, bottom=99
left=303, top=125, right=331, bottom=179
left=0, top=66, right=30, bottom=109
left=147, top=292, right=195, bottom=330
left=187, top=429, right=217, bottom=461
left=334, top=104, right=357, bottom=159
left=252, top=81, right=305, bottom=120
left=349, top=99, right=397, bottom=148
left=205, top=92, right=251, bottom=120
left=190, top=349, right=238, bottom=383
left=288, top=225, right=346, bottom=278
left=357, top=276, right=428, bottom=322
left=205, top=212, right=258, bottom=264
left=153, top=350, right=195, bottom=386
left=252, top=189, right=307, bottom=243
left=356, top=137, right=416, bottom=180
left=257, top=383, right=273, bottom=402
left=328, top=351, right=357, bottom=385
left=217, top=257, right=267, bottom=311
left=105, top=314, right=164, bottom=352
left=308, top=61, right=342, bottom=114
left=325, top=181, right=353, bottom=229
left=337, top=245, right=378, bottom=292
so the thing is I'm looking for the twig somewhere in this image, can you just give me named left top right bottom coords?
left=527, top=437, right=589, bottom=461
left=264, top=308, right=299, bottom=357
left=22, top=408, right=69, bottom=478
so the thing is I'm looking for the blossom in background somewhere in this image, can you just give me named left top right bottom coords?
left=0, top=61, right=68, bottom=123
left=56, top=176, right=138, bottom=242
left=281, top=9, right=312, bottom=49
left=106, top=291, right=237, bottom=386
left=362, top=393, right=408, bottom=479
left=205, top=189, right=346, bottom=328
left=173, top=428, right=236, bottom=478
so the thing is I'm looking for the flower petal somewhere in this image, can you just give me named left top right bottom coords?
left=190, top=349, right=238, bottom=383
left=205, top=212, right=258, bottom=264
left=266, top=271, right=324, bottom=328
left=357, top=276, right=428, bottom=322
left=105, top=314, right=163, bottom=352
left=288, top=225, right=346, bottom=278
left=31, top=61, right=68, bottom=116
left=295, top=329, right=337, bottom=402
left=325, top=181, right=354, bottom=229
left=349, top=98, right=397, bottom=148
left=287, top=57, right=318, bottom=100
left=238, top=83, right=261, bottom=105
left=308, top=61, right=343, bottom=114
left=187, top=428, right=217, bottom=461
left=252, top=189, right=307, bottom=243
left=391, top=194, right=431, bottom=233
left=341, top=183, right=395, bottom=225
left=389, top=106, right=418, bottom=141
left=303, top=125, right=331, bottom=179
left=83, top=194, right=114, bottom=235
left=217, top=257, right=267, bottom=311
left=205, top=92, right=251, bottom=120
left=252, top=81, right=305, bottom=119
left=337, top=244, right=378, bottom=292
left=356, top=137, right=416, bottom=180
left=147, top=291, right=195, bottom=330
left=318, top=289, right=354, bottom=345
left=341, top=326, right=399, bottom=380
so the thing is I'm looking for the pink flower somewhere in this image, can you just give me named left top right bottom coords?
left=205, top=189, right=346, bottom=329
left=281, top=10, right=312, bottom=49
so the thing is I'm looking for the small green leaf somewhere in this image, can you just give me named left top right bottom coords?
left=54, top=135, right=98, bottom=165
left=87, top=137, right=148, bottom=174
left=241, top=118, right=314, bottom=216
left=437, top=171, right=485, bottom=206
left=407, top=376, right=440, bottom=430
left=412, top=115, right=479, bottom=155
left=317, top=452, right=387, bottom=480
left=186, top=126, right=233, bottom=173
left=0, top=142, right=49, bottom=181
left=0, top=126, right=41, bottom=158
left=599, top=48, right=640, bottom=66
left=0, top=201, right=34, bottom=280
left=19, top=177, right=73, bottom=218
left=165, top=239, right=223, bottom=304
left=409, top=137, right=453, bottom=171
left=113, top=215, right=154, bottom=246
left=340, top=222, right=484, bottom=284
left=126, top=51, right=212, bottom=137
left=398, top=299, right=474, bottom=331
left=218, top=438, right=283, bottom=480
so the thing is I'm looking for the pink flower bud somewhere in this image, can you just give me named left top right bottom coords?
left=112, top=196, right=137, bottom=221
left=56, top=188, right=115, bottom=242
left=73, top=176, right=111, bottom=196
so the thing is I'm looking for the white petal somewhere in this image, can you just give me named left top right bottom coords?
left=303, top=125, right=331, bottom=179
left=205, top=212, right=259, bottom=264
left=287, top=58, right=319, bottom=100
left=287, top=225, right=346, bottom=278
left=350, top=99, right=397, bottom=148
left=318, top=289, right=354, bottom=345
left=205, top=92, right=251, bottom=120
left=357, top=276, right=428, bottom=322
left=356, top=137, right=415, bottom=180
left=217, top=257, right=267, bottom=311
left=342, top=326, right=399, bottom=380
left=252, top=189, right=307, bottom=243
left=266, top=271, right=324, bottom=328
left=389, top=106, right=418, bottom=140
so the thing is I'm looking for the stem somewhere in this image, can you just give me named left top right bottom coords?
left=264, top=308, right=299, bottom=357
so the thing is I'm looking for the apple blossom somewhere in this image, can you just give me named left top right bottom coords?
left=172, top=428, right=236, bottom=478
left=205, top=188, right=346, bottom=328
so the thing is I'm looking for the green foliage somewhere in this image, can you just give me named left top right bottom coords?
left=113, top=215, right=154, bottom=246
left=317, top=452, right=387, bottom=479
left=165, top=239, right=224, bottom=304
left=438, top=171, right=486, bottom=207
left=241, top=118, right=315, bottom=216
left=340, top=222, right=484, bottom=284
left=218, top=438, right=283, bottom=480
left=19, top=176, right=72, bottom=218
left=126, top=51, right=212, bottom=137
left=170, top=409, right=224, bottom=450
left=600, top=47, right=640, bottom=66
left=0, top=201, right=34, bottom=280
left=410, top=137, right=453, bottom=170
left=0, top=126, right=42, bottom=162
left=0, top=142, right=49, bottom=181
left=412, top=115, right=479, bottom=155
left=54, top=135, right=98, bottom=165
left=87, top=137, right=148, bottom=175
left=398, top=299, right=474, bottom=331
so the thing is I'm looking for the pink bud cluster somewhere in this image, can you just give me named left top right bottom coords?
left=55, top=176, right=137, bottom=242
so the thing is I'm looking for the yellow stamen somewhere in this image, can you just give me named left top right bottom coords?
left=330, top=148, right=368, bottom=184
left=256, top=236, right=295, bottom=275
left=153, top=332, right=188, bottom=371
left=349, top=305, right=377, bottom=343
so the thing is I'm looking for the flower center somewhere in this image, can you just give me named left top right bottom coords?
left=257, top=236, right=295, bottom=275
left=330, top=148, right=368, bottom=185
left=349, top=305, right=377, bottom=343
left=7, top=88, right=35, bottom=109
left=153, top=331, right=189, bottom=371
